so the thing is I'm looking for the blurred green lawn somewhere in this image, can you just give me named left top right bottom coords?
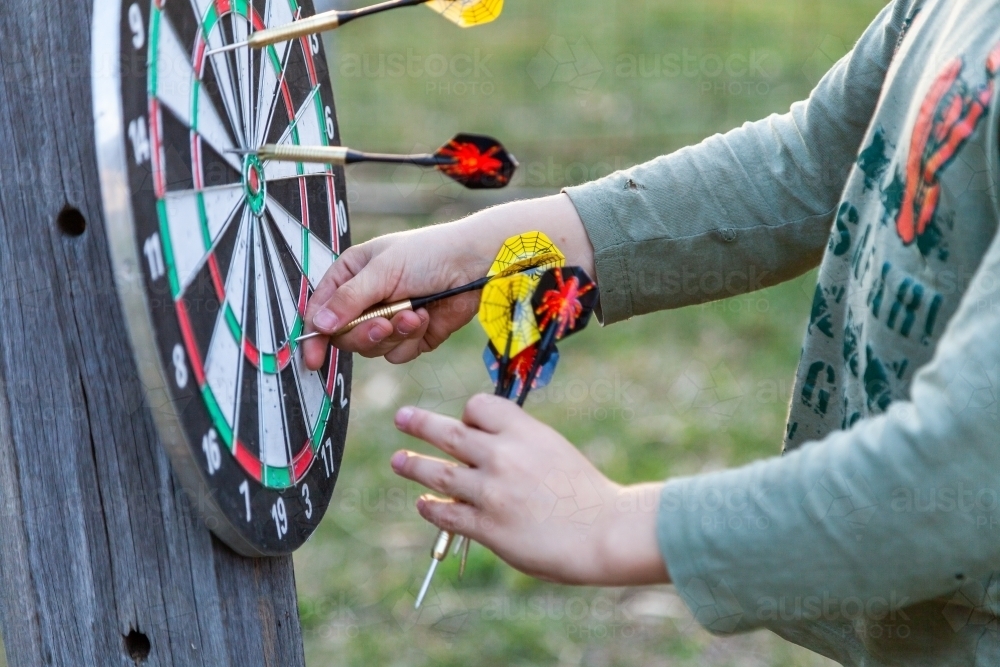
left=294, top=0, right=886, bottom=665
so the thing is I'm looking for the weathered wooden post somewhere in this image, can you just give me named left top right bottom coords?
left=0, top=2, right=306, bottom=665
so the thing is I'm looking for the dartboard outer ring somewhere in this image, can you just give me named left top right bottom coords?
left=93, top=0, right=352, bottom=557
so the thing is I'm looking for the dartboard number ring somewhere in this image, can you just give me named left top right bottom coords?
left=94, top=0, right=352, bottom=556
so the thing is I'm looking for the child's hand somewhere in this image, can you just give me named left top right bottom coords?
left=391, top=394, right=670, bottom=586
left=302, top=222, right=489, bottom=369
left=302, top=194, right=596, bottom=370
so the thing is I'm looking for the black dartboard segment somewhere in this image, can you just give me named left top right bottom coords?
left=94, top=0, right=351, bottom=556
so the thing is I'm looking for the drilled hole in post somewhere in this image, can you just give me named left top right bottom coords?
left=123, top=630, right=151, bottom=663
left=56, top=205, right=87, bottom=236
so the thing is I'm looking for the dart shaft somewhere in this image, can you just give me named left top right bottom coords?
left=255, top=144, right=453, bottom=168
left=295, top=276, right=500, bottom=342
left=516, top=326, right=557, bottom=406
left=241, top=0, right=429, bottom=50
left=294, top=259, right=554, bottom=344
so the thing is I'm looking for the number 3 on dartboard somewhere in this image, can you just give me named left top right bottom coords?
left=302, top=484, right=313, bottom=519
left=271, top=498, right=288, bottom=538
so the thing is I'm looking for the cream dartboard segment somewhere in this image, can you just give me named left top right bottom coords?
left=93, top=0, right=351, bottom=556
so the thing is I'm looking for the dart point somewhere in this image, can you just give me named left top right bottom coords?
left=295, top=331, right=324, bottom=343
left=205, top=41, right=246, bottom=57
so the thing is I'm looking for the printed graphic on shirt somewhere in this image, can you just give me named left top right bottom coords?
left=809, top=282, right=844, bottom=339
left=857, top=129, right=892, bottom=192
left=895, top=46, right=1000, bottom=246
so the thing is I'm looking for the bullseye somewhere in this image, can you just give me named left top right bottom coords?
left=248, top=166, right=260, bottom=194
left=243, top=153, right=267, bottom=217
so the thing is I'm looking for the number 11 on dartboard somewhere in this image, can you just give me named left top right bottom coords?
left=95, top=0, right=352, bottom=556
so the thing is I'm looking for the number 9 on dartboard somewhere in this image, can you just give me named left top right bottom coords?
left=93, top=0, right=352, bottom=556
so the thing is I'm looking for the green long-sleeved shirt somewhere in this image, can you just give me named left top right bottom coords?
left=565, top=1, right=1000, bottom=664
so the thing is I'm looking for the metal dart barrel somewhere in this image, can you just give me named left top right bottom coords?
left=415, top=530, right=455, bottom=608
left=250, top=10, right=342, bottom=46
left=294, top=300, right=414, bottom=343
left=256, top=144, right=350, bottom=165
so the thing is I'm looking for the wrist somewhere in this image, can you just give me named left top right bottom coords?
left=595, top=483, right=670, bottom=586
left=453, top=194, right=597, bottom=280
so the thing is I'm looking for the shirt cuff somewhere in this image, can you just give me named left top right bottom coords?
left=562, top=177, right=635, bottom=324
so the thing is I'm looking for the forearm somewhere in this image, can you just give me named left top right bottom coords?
left=594, top=482, right=671, bottom=586
left=451, top=193, right=596, bottom=280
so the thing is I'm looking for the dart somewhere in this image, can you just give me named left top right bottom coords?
left=484, top=342, right=559, bottom=400
left=478, top=275, right=540, bottom=397
left=235, top=133, right=517, bottom=190
left=412, top=233, right=566, bottom=608
left=478, top=274, right=539, bottom=360
left=207, top=0, right=503, bottom=56
left=415, top=529, right=455, bottom=609
left=515, top=267, right=599, bottom=406
left=295, top=233, right=562, bottom=343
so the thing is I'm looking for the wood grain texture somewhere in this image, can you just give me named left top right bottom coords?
left=0, top=3, right=306, bottom=665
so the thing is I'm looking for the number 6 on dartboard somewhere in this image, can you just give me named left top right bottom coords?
left=95, top=0, right=352, bottom=556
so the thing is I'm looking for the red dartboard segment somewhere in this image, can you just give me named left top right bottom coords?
left=175, top=299, right=208, bottom=388
left=148, top=98, right=167, bottom=198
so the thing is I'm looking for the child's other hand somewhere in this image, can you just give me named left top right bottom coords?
left=390, top=394, right=669, bottom=586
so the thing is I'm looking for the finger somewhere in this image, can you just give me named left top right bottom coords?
left=345, top=318, right=397, bottom=359
left=302, top=317, right=394, bottom=370
left=462, top=393, right=529, bottom=435
left=416, top=495, right=484, bottom=538
left=384, top=310, right=431, bottom=364
left=312, top=256, right=405, bottom=335
left=302, top=333, right=331, bottom=371
left=395, top=407, right=488, bottom=466
left=391, top=451, right=478, bottom=504
left=303, top=245, right=372, bottom=334
left=370, top=309, right=423, bottom=352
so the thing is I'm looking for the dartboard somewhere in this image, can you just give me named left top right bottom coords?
left=93, top=0, right=351, bottom=556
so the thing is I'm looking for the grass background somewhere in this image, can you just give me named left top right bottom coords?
left=0, top=1, right=884, bottom=665
left=293, top=0, right=884, bottom=666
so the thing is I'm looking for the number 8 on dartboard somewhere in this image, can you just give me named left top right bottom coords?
left=93, top=0, right=352, bottom=556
